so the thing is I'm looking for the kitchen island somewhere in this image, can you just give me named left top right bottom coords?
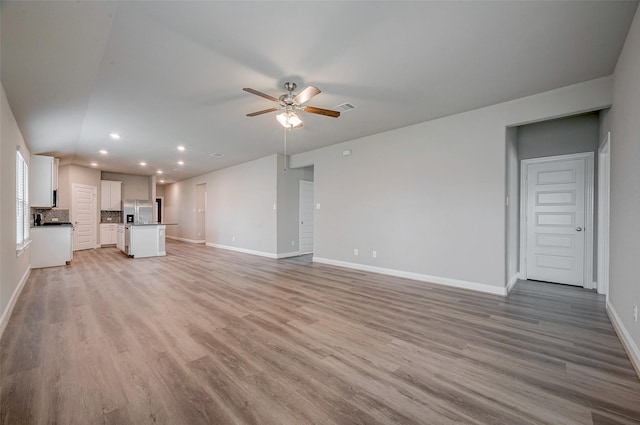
left=118, top=224, right=174, bottom=258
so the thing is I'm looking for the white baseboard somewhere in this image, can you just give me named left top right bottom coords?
left=206, top=243, right=277, bottom=259
left=276, top=251, right=301, bottom=259
left=0, top=267, right=31, bottom=339
left=606, top=300, right=640, bottom=380
left=313, top=257, right=507, bottom=296
left=506, top=273, right=520, bottom=295
left=167, top=235, right=205, bottom=244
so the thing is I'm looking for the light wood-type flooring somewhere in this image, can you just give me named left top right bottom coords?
left=2, top=240, right=640, bottom=424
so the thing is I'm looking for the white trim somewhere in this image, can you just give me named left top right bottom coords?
left=519, top=152, right=595, bottom=288
left=606, top=300, right=640, bottom=380
left=506, top=273, right=519, bottom=295
left=206, top=243, right=277, bottom=259
left=0, top=267, right=31, bottom=339
left=597, top=132, right=611, bottom=297
left=276, top=251, right=300, bottom=259
left=313, top=257, right=507, bottom=296
left=166, top=235, right=205, bottom=244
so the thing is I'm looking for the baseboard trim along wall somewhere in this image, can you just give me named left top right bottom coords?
left=0, top=267, right=31, bottom=339
left=313, top=257, right=507, bottom=296
left=206, top=243, right=277, bottom=259
left=276, top=251, right=300, bottom=259
left=506, top=273, right=520, bottom=295
left=606, top=300, right=640, bottom=380
left=167, top=236, right=205, bottom=244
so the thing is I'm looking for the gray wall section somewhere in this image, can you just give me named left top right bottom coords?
left=505, top=127, right=519, bottom=284
left=1, top=84, right=31, bottom=326
left=101, top=172, right=153, bottom=200
left=165, top=155, right=278, bottom=254
left=291, top=78, right=612, bottom=291
left=518, top=113, right=600, bottom=160
left=276, top=157, right=310, bottom=256
left=610, top=7, right=640, bottom=364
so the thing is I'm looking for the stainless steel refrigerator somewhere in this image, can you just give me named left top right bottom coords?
left=123, top=199, right=153, bottom=224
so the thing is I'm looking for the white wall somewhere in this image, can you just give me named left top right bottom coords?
left=609, top=7, right=640, bottom=370
left=165, top=155, right=278, bottom=255
left=1, top=83, right=31, bottom=333
left=290, top=77, right=612, bottom=295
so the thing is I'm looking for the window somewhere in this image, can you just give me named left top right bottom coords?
left=16, top=150, right=30, bottom=253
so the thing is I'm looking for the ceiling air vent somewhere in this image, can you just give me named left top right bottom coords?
left=335, top=102, right=357, bottom=112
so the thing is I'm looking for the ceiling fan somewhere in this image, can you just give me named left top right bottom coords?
left=243, top=82, right=340, bottom=128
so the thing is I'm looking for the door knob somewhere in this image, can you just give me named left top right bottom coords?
left=576, top=227, right=582, bottom=231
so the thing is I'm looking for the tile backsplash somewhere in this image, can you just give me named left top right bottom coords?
left=101, top=210, right=122, bottom=223
left=31, top=208, right=69, bottom=223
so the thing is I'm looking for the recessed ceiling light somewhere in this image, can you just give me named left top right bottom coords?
left=157, top=170, right=163, bottom=174
left=160, top=180, right=165, bottom=183
left=177, top=161, right=184, bottom=165
left=109, top=132, right=121, bottom=140
left=139, top=162, right=147, bottom=166
left=177, top=145, right=185, bottom=151
left=99, top=150, right=108, bottom=155
left=90, top=162, right=98, bottom=167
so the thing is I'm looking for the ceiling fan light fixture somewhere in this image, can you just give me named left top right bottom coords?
left=276, top=110, right=303, bottom=128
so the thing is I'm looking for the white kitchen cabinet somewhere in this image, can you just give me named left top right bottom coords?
left=116, top=225, right=125, bottom=252
left=100, top=180, right=122, bottom=211
left=100, top=223, right=118, bottom=246
left=30, top=155, right=59, bottom=208
left=31, top=226, right=73, bottom=268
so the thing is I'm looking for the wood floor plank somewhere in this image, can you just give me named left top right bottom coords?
left=1, top=241, right=640, bottom=424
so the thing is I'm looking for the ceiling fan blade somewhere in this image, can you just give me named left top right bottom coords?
left=304, top=106, right=341, bottom=118
left=246, top=107, right=279, bottom=117
left=243, top=88, right=278, bottom=102
left=294, top=86, right=321, bottom=105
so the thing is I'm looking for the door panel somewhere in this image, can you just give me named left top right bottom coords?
left=525, top=157, right=587, bottom=286
left=72, top=184, right=96, bottom=251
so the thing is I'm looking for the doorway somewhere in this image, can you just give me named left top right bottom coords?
left=155, top=196, right=164, bottom=224
left=195, top=183, right=206, bottom=243
left=299, top=180, right=314, bottom=254
left=72, top=183, right=97, bottom=251
left=520, top=153, right=594, bottom=287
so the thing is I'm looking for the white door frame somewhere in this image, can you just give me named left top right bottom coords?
left=597, top=133, right=611, bottom=297
left=299, top=180, right=314, bottom=255
left=519, top=152, right=595, bottom=288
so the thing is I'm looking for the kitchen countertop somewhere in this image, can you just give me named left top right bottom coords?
left=32, top=223, right=73, bottom=228
left=126, top=223, right=178, bottom=226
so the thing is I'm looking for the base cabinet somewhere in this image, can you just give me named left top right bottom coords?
left=100, top=223, right=118, bottom=246
left=31, top=226, right=73, bottom=268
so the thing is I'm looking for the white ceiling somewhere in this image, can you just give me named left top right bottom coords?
left=1, top=1, right=637, bottom=183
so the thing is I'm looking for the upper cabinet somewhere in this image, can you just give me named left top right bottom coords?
left=101, top=180, right=122, bottom=211
left=30, top=155, right=59, bottom=208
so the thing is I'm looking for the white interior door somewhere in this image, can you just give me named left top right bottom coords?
left=522, top=154, right=593, bottom=286
left=299, top=180, right=314, bottom=254
left=72, top=183, right=96, bottom=251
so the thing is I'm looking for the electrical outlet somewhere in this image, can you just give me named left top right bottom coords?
left=372, top=250, right=377, bottom=258
left=232, top=236, right=235, bottom=242
left=291, top=240, right=295, bottom=246
left=52, top=217, right=59, bottom=222
left=354, top=248, right=358, bottom=256
left=634, top=304, right=638, bottom=322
